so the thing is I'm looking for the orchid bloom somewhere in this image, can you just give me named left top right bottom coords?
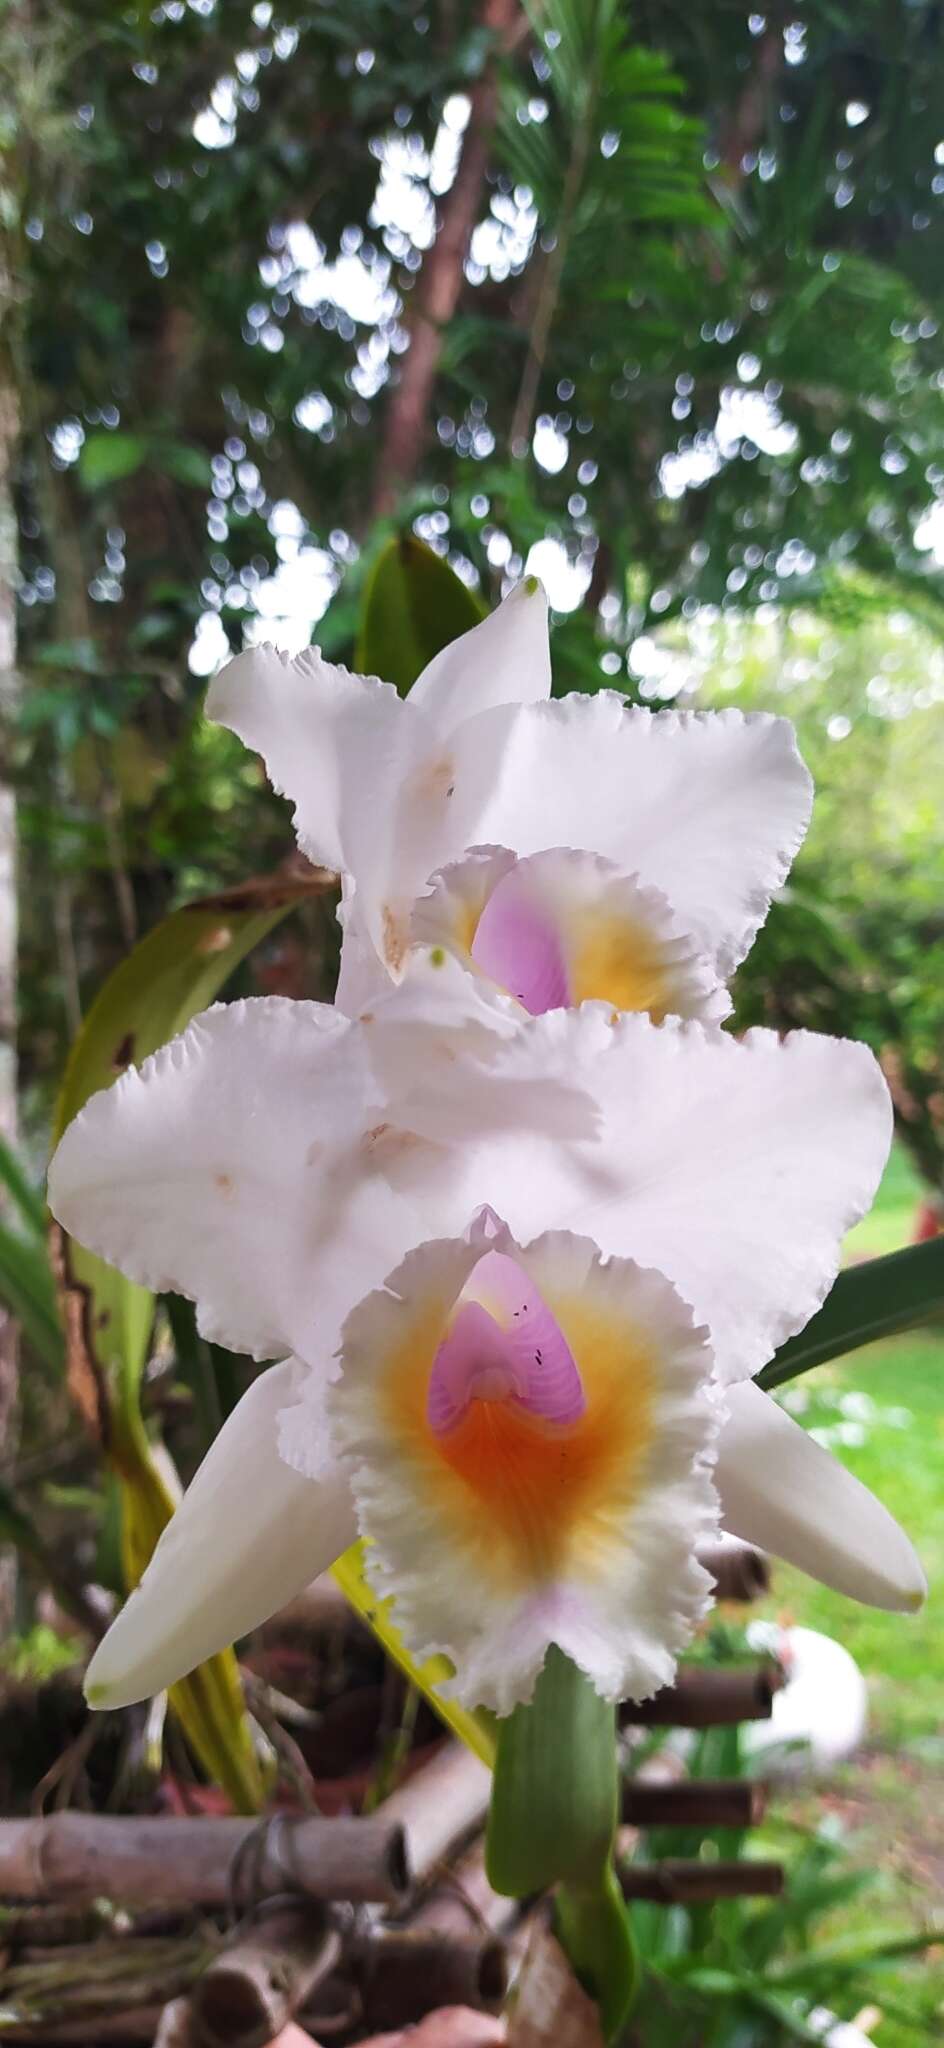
left=206, top=581, right=813, bottom=1019
left=48, top=961, right=924, bottom=1715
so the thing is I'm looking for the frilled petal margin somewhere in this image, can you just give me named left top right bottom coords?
left=415, top=846, right=729, bottom=1022
left=465, top=696, right=813, bottom=978
left=715, top=1380, right=926, bottom=1613
left=85, top=1360, right=356, bottom=1708
left=427, top=1007, right=894, bottom=1387
left=47, top=995, right=421, bottom=1367
left=206, top=641, right=413, bottom=890
left=209, top=585, right=551, bottom=979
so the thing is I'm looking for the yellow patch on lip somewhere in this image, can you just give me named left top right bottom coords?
left=381, top=1289, right=656, bottom=1594
left=569, top=911, right=676, bottom=1018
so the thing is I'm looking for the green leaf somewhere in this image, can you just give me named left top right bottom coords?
left=78, top=432, right=149, bottom=490
left=0, top=1133, right=48, bottom=1239
left=0, top=1221, right=64, bottom=1372
left=55, top=874, right=324, bottom=1142
left=486, top=1646, right=617, bottom=1894
left=159, top=443, right=213, bottom=490
left=485, top=1651, right=636, bottom=2037
left=556, top=1865, right=639, bottom=2043
left=757, top=1239, right=944, bottom=1392
left=355, top=535, right=485, bottom=695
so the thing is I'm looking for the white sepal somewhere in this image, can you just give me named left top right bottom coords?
left=85, top=1360, right=356, bottom=1709
left=715, top=1380, right=926, bottom=1612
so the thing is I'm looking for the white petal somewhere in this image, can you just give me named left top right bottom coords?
left=206, top=605, right=548, bottom=981
left=85, top=1360, right=356, bottom=1708
left=335, top=885, right=392, bottom=1015
left=206, top=642, right=418, bottom=888
left=412, top=844, right=519, bottom=962
left=409, top=579, right=551, bottom=733
left=47, top=996, right=423, bottom=1364
left=463, top=697, right=812, bottom=975
left=360, top=946, right=520, bottom=1127
left=404, top=1010, right=892, bottom=1385
left=329, top=1227, right=718, bottom=1715
left=716, top=1380, right=926, bottom=1612
left=361, top=948, right=595, bottom=1151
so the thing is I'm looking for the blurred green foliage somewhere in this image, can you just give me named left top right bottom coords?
left=1, top=0, right=943, bottom=1142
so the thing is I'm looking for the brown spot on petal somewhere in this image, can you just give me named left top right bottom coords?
left=364, top=1123, right=424, bottom=1163
left=113, top=1032, right=135, bottom=1072
left=214, top=1171, right=234, bottom=1194
left=419, top=753, right=456, bottom=802
left=382, top=905, right=410, bottom=973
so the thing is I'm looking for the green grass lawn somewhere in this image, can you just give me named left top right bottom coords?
left=752, top=1144, right=943, bottom=2043
left=844, top=1142, right=928, bottom=1262
left=759, top=1325, right=944, bottom=1749
left=759, top=1143, right=942, bottom=1748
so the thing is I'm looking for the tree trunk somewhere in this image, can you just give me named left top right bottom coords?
left=370, top=0, right=520, bottom=517
left=0, top=224, right=20, bottom=1634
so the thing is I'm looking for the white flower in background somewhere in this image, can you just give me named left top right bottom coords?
left=207, top=581, right=813, bottom=1017
left=47, top=965, right=924, bottom=1714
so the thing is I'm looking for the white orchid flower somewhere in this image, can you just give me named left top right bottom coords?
left=207, top=581, right=813, bottom=1018
left=48, top=965, right=924, bottom=1714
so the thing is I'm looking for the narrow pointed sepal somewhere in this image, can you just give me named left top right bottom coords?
left=85, top=1360, right=356, bottom=1708
left=715, top=1380, right=926, bottom=1613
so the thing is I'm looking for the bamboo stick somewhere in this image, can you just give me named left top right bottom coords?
left=696, top=1539, right=770, bottom=1602
left=355, top=1928, right=507, bottom=2033
left=190, top=1905, right=341, bottom=2048
left=619, top=1858, right=784, bottom=1903
left=409, top=1839, right=518, bottom=1940
left=620, top=1660, right=784, bottom=1728
left=379, top=1742, right=491, bottom=1883
left=0, top=1811, right=410, bottom=1908
left=622, top=1778, right=768, bottom=1829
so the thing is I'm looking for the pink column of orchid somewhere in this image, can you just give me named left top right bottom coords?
left=47, top=581, right=925, bottom=1716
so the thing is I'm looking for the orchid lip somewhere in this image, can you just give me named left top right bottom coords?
left=470, top=866, right=570, bottom=1014
left=426, top=1249, right=586, bottom=1435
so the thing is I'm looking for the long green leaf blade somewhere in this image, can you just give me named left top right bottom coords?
left=0, top=1133, right=48, bottom=1239
left=0, top=1221, right=65, bottom=1371
left=758, top=1239, right=944, bottom=1391
left=556, top=1865, right=639, bottom=2043
left=55, top=873, right=328, bottom=1142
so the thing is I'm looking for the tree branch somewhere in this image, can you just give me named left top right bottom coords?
left=371, top=0, right=521, bottom=518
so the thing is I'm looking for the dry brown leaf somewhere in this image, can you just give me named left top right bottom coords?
left=505, top=1926, right=604, bottom=2048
